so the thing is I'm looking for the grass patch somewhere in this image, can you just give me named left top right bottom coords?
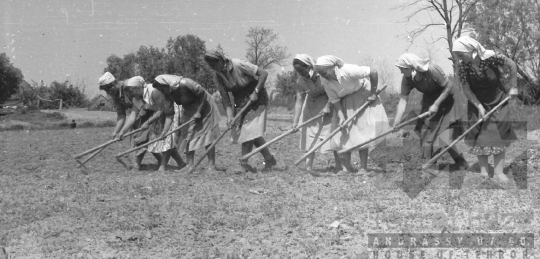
left=0, top=109, right=67, bottom=125
left=0, top=109, right=117, bottom=131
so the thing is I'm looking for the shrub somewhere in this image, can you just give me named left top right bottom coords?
left=22, top=80, right=90, bottom=109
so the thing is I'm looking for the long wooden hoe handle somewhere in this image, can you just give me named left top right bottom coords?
left=338, top=111, right=431, bottom=154
left=239, top=113, right=325, bottom=161
left=114, top=119, right=195, bottom=169
left=187, top=100, right=254, bottom=174
left=422, top=96, right=511, bottom=170
left=74, top=128, right=143, bottom=168
left=74, top=128, right=143, bottom=159
left=76, top=148, right=105, bottom=168
left=294, top=85, right=387, bottom=166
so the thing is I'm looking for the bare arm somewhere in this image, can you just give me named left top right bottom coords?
left=159, top=115, right=173, bottom=138
left=156, top=96, right=176, bottom=137
left=369, top=68, right=378, bottom=95
left=249, top=67, right=268, bottom=103
left=195, top=94, right=205, bottom=117
left=142, top=110, right=163, bottom=129
left=432, top=79, right=454, bottom=108
left=292, top=91, right=306, bottom=127
left=219, top=89, right=234, bottom=121
left=393, top=95, right=409, bottom=127
left=255, top=68, right=268, bottom=92
left=113, top=111, right=126, bottom=137
left=462, top=81, right=481, bottom=108
left=394, top=76, right=412, bottom=127
left=118, top=110, right=137, bottom=136
left=111, top=97, right=126, bottom=138
left=213, top=74, right=234, bottom=124
left=461, top=81, right=487, bottom=117
left=504, top=58, right=518, bottom=96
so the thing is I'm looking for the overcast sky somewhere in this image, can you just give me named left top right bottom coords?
left=1, top=0, right=451, bottom=97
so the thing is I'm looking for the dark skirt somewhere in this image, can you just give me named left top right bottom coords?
left=464, top=99, right=517, bottom=149
left=414, top=93, right=463, bottom=159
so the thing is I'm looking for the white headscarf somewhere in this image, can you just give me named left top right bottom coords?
left=155, top=74, right=183, bottom=90
left=294, top=54, right=316, bottom=68
left=294, top=54, right=317, bottom=78
left=125, top=76, right=145, bottom=87
left=452, top=36, right=495, bottom=61
left=395, top=53, right=430, bottom=72
left=98, top=72, right=115, bottom=86
left=316, top=55, right=345, bottom=83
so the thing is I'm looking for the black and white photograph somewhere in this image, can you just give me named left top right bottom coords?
left=0, top=0, right=538, bottom=258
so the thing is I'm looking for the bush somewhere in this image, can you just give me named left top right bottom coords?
left=22, top=80, right=89, bottom=109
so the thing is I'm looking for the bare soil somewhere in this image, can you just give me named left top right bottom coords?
left=0, top=115, right=538, bottom=258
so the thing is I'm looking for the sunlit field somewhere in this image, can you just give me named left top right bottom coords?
left=1, top=102, right=539, bottom=258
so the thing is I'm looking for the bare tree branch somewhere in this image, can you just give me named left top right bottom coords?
left=397, top=0, right=481, bottom=71
left=245, top=27, right=290, bottom=70
left=430, top=0, right=447, bottom=21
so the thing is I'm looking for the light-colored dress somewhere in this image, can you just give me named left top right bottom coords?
left=213, top=59, right=268, bottom=144
left=110, top=81, right=156, bottom=157
left=146, top=86, right=179, bottom=153
left=296, top=74, right=333, bottom=152
left=323, top=64, right=390, bottom=151
left=168, top=77, right=221, bottom=152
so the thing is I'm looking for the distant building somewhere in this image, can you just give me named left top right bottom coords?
left=89, top=94, right=114, bottom=111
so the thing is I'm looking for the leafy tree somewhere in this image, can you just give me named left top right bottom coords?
left=135, top=45, right=168, bottom=80
left=166, top=34, right=215, bottom=93
left=19, top=79, right=89, bottom=109
left=102, top=34, right=216, bottom=93
left=48, top=80, right=89, bottom=108
left=275, top=71, right=298, bottom=98
left=245, top=27, right=290, bottom=70
left=103, top=54, right=133, bottom=79
left=0, top=53, right=23, bottom=103
left=273, top=70, right=298, bottom=109
left=467, top=0, right=540, bottom=104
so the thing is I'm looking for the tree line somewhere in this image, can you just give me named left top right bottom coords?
left=0, top=53, right=89, bottom=109
left=2, top=6, right=540, bottom=109
left=103, top=27, right=290, bottom=97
